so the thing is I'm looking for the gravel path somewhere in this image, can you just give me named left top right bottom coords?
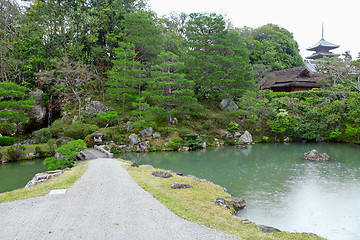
left=0, top=158, right=242, bottom=240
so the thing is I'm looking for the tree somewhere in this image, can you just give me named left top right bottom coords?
left=184, top=13, right=253, bottom=101
left=317, top=56, right=360, bottom=92
left=238, top=24, right=303, bottom=71
left=0, top=0, right=21, bottom=82
left=0, top=82, right=34, bottom=134
left=36, top=58, right=98, bottom=117
left=146, top=51, right=197, bottom=124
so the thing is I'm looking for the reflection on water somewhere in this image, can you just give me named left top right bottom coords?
left=123, top=143, right=360, bottom=240
left=0, top=159, right=48, bottom=194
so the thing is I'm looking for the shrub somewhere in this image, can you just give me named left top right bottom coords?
left=84, top=134, right=95, bottom=148
left=44, top=139, right=87, bottom=170
left=110, top=145, right=123, bottom=154
left=215, top=114, right=228, bottom=126
left=7, top=145, right=26, bottom=161
left=227, top=121, right=239, bottom=133
left=112, top=134, right=125, bottom=144
left=49, top=127, right=63, bottom=138
left=32, top=128, right=52, bottom=143
left=0, top=136, right=15, bottom=146
left=64, top=123, right=98, bottom=140
left=0, top=123, right=15, bottom=136
left=56, top=137, right=73, bottom=147
left=167, top=138, right=183, bottom=151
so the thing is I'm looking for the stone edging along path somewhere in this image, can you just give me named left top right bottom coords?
left=0, top=158, right=241, bottom=240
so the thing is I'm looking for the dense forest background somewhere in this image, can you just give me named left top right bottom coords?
left=1, top=0, right=360, bottom=149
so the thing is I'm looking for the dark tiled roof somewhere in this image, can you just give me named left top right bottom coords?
left=306, top=38, right=340, bottom=51
left=261, top=66, right=323, bottom=90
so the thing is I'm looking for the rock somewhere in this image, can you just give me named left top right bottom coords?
left=242, top=220, right=251, bottom=225
left=129, top=134, right=140, bottom=145
left=152, top=171, right=173, bottom=178
left=93, top=131, right=104, bottom=143
left=29, top=89, right=46, bottom=123
left=234, top=132, right=241, bottom=138
left=84, top=101, right=109, bottom=117
left=215, top=198, right=232, bottom=210
left=302, top=149, right=329, bottom=161
left=170, top=182, right=193, bottom=189
left=227, top=197, right=247, bottom=210
left=131, top=162, right=139, bottom=167
left=125, top=121, right=133, bottom=131
left=171, top=117, right=178, bottom=125
left=238, top=130, right=252, bottom=144
left=220, top=130, right=233, bottom=139
left=222, top=186, right=231, bottom=195
left=137, top=141, right=150, bottom=152
left=284, top=137, right=290, bottom=142
left=171, top=171, right=183, bottom=176
left=25, top=170, right=64, bottom=188
left=219, top=98, right=239, bottom=111
left=257, top=225, right=281, bottom=233
left=201, top=142, right=206, bottom=148
left=187, top=175, right=200, bottom=181
left=152, top=132, right=161, bottom=139
left=26, top=153, right=35, bottom=158
left=139, top=127, right=153, bottom=138
left=143, top=165, right=154, bottom=168
left=179, top=146, right=189, bottom=152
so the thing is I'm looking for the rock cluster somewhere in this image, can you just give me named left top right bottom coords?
left=302, top=149, right=329, bottom=161
left=170, top=182, right=193, bottom=189
left=25, top=170, right=64, bottom=188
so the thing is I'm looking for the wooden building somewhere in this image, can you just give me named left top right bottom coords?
left=261, top=66, right=323, bottom=92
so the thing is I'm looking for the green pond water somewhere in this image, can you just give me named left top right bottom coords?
left=122, top=143, right=360, bottom=240
left=0, top=159, right=48, bottom=194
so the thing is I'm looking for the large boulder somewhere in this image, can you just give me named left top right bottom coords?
left=137, top=141, right=150, bottom=152
left=29, top=89, right=47, bottom=123
left=238, top=130, right=253, bottom=144
left=257, top=225, right=281, bottom=233
left=84, top=101, right=109, bottom=117
left=129, top=134, right=140, bottom=145
left=215, top=198, right=232, bottom=210
left=302, top=150, right=329, bottom=161
left=219, top=98, right=239, bottom=111
left=139, top=127, right=153, bottom=138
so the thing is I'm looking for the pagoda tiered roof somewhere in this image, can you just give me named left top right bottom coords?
left=306, top=38, right=340, bottom=52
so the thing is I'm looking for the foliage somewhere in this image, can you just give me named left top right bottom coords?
left=0, top=136, right=15, bottom=146
left=64, top=122, right=98, bottom=140
left=0, top=82, right=34, bottom=131
left=227, top=122, right=239, bottom=133
left=238, top=24, right=303, bottom=71
left=32, top=128, right=52, bottom=143
left=6, top=145, right=26, bottom=161
left=166, top=137, right=183, bottom=150
left=44, top=139, right=86, bottom=170
left=184, top=13, right=254, bottom=101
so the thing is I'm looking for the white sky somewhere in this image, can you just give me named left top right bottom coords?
left=148, top=0, right=359, bottom=59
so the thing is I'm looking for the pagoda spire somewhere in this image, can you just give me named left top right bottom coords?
left=305, top=24, right=340, bottom=60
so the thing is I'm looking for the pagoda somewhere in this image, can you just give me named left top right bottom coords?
left=306, top=25, right=340, bottom=60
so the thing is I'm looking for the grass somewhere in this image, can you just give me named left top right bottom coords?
left=124, top=161, right=325, bottom=240
left=0, top=143, right=50, bottom=155
left=0, top=161, right=88, bottom=203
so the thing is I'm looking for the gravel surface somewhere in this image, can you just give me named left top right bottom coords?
left=0, top=158, right=242, bottom=240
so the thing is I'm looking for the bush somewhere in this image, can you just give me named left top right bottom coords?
left=44, top=139, right=87, bottom=170
left=64, top=123, right=98, bottom=140
left=7, top=145, right=26, bottom=161
left=227, top=121, right=239, bottom=133
left=32, top=128, right=52, bottom=143
left=112, top=134, right=125, bottom=144
left=84, top=134, right=95, bottom=148
left=56, top=137, right=73, bottom=147
left=167, top=138, right=183, bottom=151
left=0, top=136, right=15, bottom=146
left=0, top=123, right=15, bottom=136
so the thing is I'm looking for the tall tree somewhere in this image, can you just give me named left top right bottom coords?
left=145, top=51, right=197, bottom=124
left=0, top=0, right=21, bottom=82
left=184, top=13, right=253, bottom=101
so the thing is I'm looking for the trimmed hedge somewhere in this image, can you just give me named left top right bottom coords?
left=0, top=136, right=15, bottom=146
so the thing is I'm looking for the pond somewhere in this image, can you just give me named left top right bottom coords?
left=0, top=159, right=48, bottom=194
left=122, top=143, right=360, bottom=240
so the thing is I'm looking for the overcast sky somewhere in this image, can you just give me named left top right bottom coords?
left=148, top=0, right=359, bottom=59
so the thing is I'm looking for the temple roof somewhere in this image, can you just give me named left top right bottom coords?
left=261, top=66, right=323, bottom=90
left=306, top=52, right=340, bottom=60
left=306, top=38, right=340, bottom=51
